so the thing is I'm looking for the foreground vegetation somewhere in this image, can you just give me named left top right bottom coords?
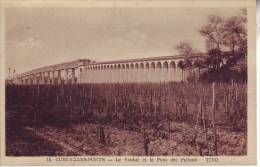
left=6, top=82, right=247, bottom=156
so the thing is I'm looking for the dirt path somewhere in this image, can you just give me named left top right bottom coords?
left=24, top=122, right=246, bottom=156
left=25, top=127, right=86, bottom=155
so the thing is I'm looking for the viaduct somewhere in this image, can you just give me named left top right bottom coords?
left=12, top=53, right=206, bottom=85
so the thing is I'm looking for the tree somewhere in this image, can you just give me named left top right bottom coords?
left=200, top=9, right=247, bottom=55
left=184, top=59, right=192, bottom=68
left=223, top=9, right=247, bottom=76
left=176, top=41, right=198, bottom=66
left=199, top=15, right=224, bottom=51
left=178, top=60, right=185, bottom=81
left=207, top=48, right=223, bottom=71
left=175, top=41, right=198, bottom=56
left=199, top=9, right=247, bottom=76
left=222, top=15, right=247, bottom=57
left=194, top=59, right=204, bottom=76
left=175, top=42, right=201, bottom=81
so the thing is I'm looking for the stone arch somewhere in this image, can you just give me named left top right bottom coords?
left=122, top=64, right=126, bottom=69
left=151, top=62, right=156, bottom=68
left=145, top=62, right=150, bottom=68
left=135, top=63, right=139, bottom=68
left=163, top=61, right=169, bottom=68
left=170, top=61, right=176, bottom=68
left=140, top=62, right=144, bottom=68
left=126, top=64, right=130, bottom=69
left=114, top=64, right=117, bottom=68
left=130, top=63, right=134, bottom=69
left=110, top=64, right=114, bottom=69
left=157, top=61, right=162, bottom=68
left=118, top=64, right=121, bottom=69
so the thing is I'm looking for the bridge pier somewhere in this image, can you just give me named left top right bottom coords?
left=49, top=71, right=53, bottom=84
left=71, top=68, right=76, bottom=84
left=64, top=69, right=68, bottom=84
left=53, top=70, right=57, bottom=84
left=39, top=72, right=43, bottom=84
left=45, top=71, right=49, bottom=84
left=36, top=73, right=40, bottom=85
left=43, top=72, right=47, bottom=84
left=29, top=75, right=33, bottom=85
left=25, top=78, right=28, bottom=85
left=57, top=70, right=61, bottom=84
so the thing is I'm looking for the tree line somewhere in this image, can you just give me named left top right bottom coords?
left=175, top=8, right=247, bottom=83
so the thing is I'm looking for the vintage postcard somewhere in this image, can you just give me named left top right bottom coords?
left=0, top=0, right=256, bottom=166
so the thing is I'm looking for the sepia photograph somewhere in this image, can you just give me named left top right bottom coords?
left=1, top=0, right=257, bottom=165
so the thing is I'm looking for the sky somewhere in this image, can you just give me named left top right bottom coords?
left=5, top=7, right=243, bottom=74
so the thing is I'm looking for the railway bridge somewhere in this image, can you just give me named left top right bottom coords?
left=12, top=53, right=206, bottom=85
